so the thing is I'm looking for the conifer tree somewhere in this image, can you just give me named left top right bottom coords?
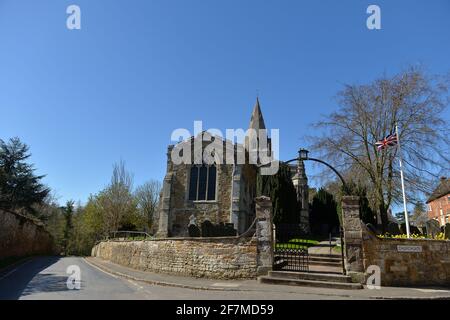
left=0, top=137, right=49, bottom=214
left=257, top=163, right=300, bottom=225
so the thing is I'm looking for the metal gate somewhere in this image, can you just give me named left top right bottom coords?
left=273, top=224, right=309, bottom=272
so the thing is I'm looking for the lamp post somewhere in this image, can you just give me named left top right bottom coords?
left=299, top=148, right=309, bottom=161
left=286, top=148, right=348, bottom=191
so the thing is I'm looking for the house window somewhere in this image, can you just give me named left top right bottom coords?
left=188, top=165, right=217, bottom=201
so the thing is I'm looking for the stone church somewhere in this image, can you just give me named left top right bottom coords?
left=155, top=98, right=309, bottom=238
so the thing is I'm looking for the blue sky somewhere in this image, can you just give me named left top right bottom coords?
left=1, top=0, right=449, bottom=205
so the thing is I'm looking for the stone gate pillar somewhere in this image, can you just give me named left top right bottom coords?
left=341, top=196, right=365, bottom=283
left=255, top=196, right=274, bottom=276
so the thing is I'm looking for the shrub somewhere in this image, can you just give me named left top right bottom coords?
left=378, top=232, right=447, bottom=240
left=387, top=222, right=401, bottom=235
left=445, top=223, right=450, bottom=240
left=400, top=223, right=422, bottom=236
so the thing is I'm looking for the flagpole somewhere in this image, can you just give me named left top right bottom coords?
left=396, top=123, right=411, bottom=238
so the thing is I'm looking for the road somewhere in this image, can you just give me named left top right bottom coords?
left=0, top=256, right=357, bottom=300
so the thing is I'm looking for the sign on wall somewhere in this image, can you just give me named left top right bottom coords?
left=397, top=245, right=423, bottom=253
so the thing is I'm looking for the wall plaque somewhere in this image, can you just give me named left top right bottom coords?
left=397, top=245, right=422, bottom=253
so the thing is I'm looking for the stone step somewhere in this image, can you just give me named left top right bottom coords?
left=308, top=260, right=343, bottom=267
left=274, top=255, right=343, bottom=267
left=308, top=253, right=342, bottom=259
left=308, top=256, right=342, bottom=263
left=308, top=265, right=343, bottom=274
left=268, top=271, right=352, bottom=283
left=258, top=276, right=363, bottom=290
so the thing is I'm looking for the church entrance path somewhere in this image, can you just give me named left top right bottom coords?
left=307, top=238, right=339, bottom=255
left=307, top=238, right=344, bottom=274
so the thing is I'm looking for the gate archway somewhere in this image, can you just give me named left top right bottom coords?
left=271, top=149, right=347, bottom=275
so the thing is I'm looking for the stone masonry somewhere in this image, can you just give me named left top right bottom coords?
left=92, top=196, right=274, bottom=280
left=155, top=99, right=268, bottom=238
left=92, top=236, right=258, bottom=279
left=0, top=209, right=54, bottom=260
left=341, top=196, right=365, bottom=282
left=255, top=196, right=273, bottom=275
left=342, top=196, right=450, bottom=286
left=361, top=225, right=450, bottom=286
left=155, top=135, right=257, bottom=237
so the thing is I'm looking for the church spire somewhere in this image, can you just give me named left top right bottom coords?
left=248, top=97, right=266, bottom=131
left=246, top=97, right=270, bottom=161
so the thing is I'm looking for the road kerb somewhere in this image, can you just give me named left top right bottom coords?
left=83, top=257, right=244, bottom=292
left=83, top=257, right=450, bottom=300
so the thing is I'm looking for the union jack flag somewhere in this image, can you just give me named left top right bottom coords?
left=375, top=133, right=398, bottom=151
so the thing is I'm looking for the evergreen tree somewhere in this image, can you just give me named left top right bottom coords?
left=257, top=163, right=300, bottom=225
left=310, top=188, right=339, bottom=234
left=62, top=200, right=75, bottom=255
left=410, top=201, right=428, bottom=227
left=0, top=137, right=49, bottom=214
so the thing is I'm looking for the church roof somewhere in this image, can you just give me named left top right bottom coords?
left=248, top=97, right=266, bottom=131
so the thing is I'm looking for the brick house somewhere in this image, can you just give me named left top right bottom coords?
left=426, top=177, right=450, bottom=226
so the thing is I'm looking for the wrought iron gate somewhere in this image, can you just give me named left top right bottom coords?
left=273, top=224, right=309, bottom=272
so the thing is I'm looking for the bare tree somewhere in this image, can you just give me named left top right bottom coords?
left=101, top=160, right=137, bottom=232
left=309, top=67, right=449, bottom=231
left=134, top=180, right=162, bottom=232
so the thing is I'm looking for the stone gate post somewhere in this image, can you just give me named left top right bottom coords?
left=341, top=196, right=365, bottom=283
left=255, top=196, right=274, bottom=276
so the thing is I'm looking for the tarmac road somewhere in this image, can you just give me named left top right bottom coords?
left=0, top=256, right=351, bottom=300
left=4, top=256, right=449, bottom=300
left=0, top=256, right=155, bottom=300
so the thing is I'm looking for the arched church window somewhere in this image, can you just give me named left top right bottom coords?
left=188, top=165, right=217, bottom=201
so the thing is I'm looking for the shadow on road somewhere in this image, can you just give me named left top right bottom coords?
left=0, top=256, right=63, bottom=300
left=20, top=273, right=72, bottom=297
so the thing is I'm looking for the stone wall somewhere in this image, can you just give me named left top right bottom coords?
left=0, top=209, right=54, bottom=261
left=92, top=197, right=273, bottom=280
left=92, top=236, right=258, bottom=279
left=361, top=224, right=450, bottom=287
left=341, top=196, right=450, bottom=287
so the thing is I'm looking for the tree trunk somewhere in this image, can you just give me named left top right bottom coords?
left=378, top=204, right=388, bottom=233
